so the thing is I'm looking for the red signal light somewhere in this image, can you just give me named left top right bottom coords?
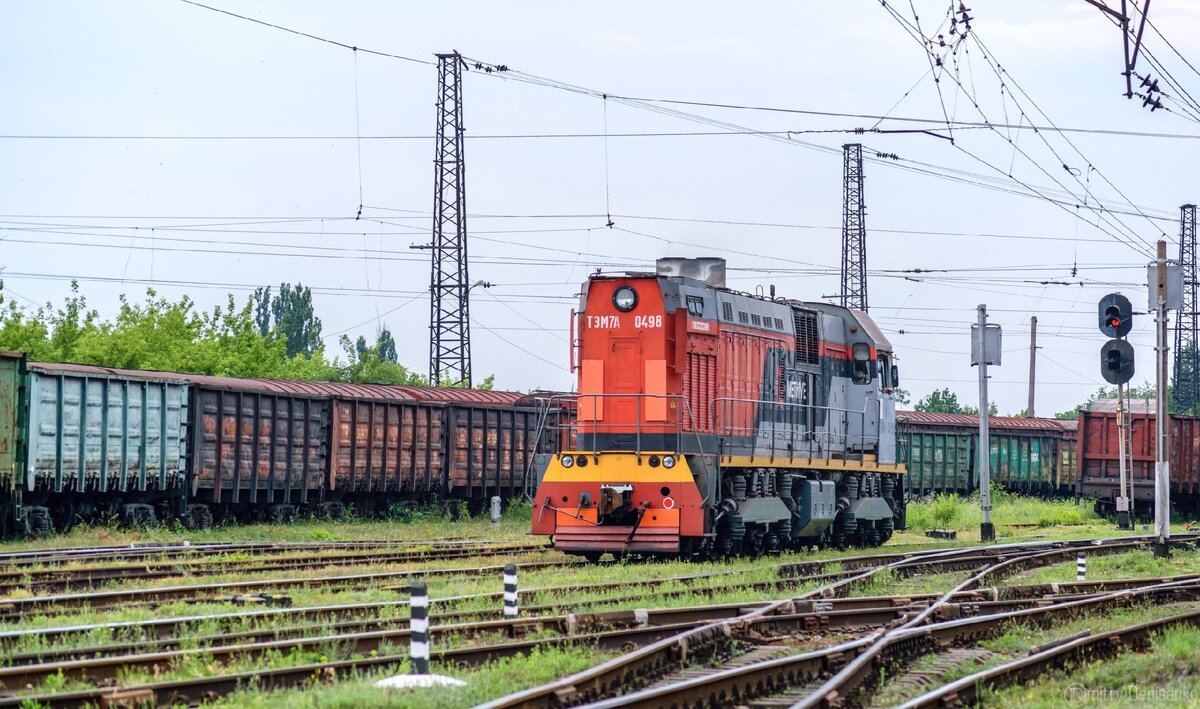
left=1109, top=318, right=1121, bottom=327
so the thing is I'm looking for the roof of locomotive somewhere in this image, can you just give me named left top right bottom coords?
left=585, top=270, right=895, bottom=352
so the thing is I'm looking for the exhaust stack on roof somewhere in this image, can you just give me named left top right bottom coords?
left=656, top=257, right=727, bottom=288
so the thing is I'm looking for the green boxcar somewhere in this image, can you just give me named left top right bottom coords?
left=0, top=352, right=27, bottom=535
left=990, top=434, right=1062, bottom=494
left=902, top=430, right=974, bottom=496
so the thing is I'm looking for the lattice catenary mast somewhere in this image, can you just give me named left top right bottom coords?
left=1174, top=203, right=1198, bottom=413
left=840, top=143, right=868, bottom=311
left=426, top=52, right=472, bottom=387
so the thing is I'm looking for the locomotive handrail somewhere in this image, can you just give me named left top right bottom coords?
left=709, top=396, right=875, bottom=456
left=526, top=392, right=707, bottom=459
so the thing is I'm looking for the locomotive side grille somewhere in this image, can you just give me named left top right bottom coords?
left=738, top=311, right=749, bottom=324
left=722, top=302, right=733, bottom=321
left=793, top=309, right=820, bottom=365
left=751, top=313, right=761, bottom=326
left=684, top=352, right=716, bottom=431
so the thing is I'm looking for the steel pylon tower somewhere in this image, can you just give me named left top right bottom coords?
left=1174, top=203, right=1198, bottom=413
left=427, top=52, right=471, bottom=387
left=840, top=143, right=868, bottom=311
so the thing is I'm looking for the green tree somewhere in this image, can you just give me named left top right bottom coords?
left=893, top=387, right=912, bottom=407
left=914, top=387, right=996, bottom=416
left=915, top=388, right=967, bottom=414
left=251, top=283, right=322, bottom=358
left=339, top=335, right=426, bottom=385
left=252, top=286, right=272, bottom=338
left=376, top=326, right=398, bottom=363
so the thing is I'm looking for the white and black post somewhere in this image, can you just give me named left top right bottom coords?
left=503, top=563, right=519, bottom=620
left=1076, top=553, right=1086, bottom=582
left=1153, top=240, right=1172, bottom=558
left=410, top=581, right=430, bottom=675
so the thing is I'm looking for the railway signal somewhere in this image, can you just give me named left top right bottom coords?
left=1098, top=292, right=1135, bottom=531
left=1098, top=293, right=1133, bottom=338
left=1100, top=339, right=1135, bottom=385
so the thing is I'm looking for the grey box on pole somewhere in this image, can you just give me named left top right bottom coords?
left=970, top=324, right=1002, bottom=366
left=1148, top=261, right=1183, bottom=310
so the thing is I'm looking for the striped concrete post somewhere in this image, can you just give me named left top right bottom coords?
left=503, top=563, right=519, bottom=620
left=1076, top=553, right=1086, bottom=582
left=410, top=581, right=430, bottom=675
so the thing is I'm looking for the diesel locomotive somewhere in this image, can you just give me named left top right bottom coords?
left=531, top=257, right=906, bottom=559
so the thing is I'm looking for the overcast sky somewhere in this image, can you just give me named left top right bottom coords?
left=2, top=0, right=1199, bottom=415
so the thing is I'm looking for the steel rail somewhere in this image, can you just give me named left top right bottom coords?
left=579, top=558, right=1200, bottom=708
left=0, top=617, right=722, bottom=708
left=0, top=543, right=548, bottom=596
left=0, top=555, right=592, bottom=619
left=486, top=534, right=1200, bottom=709
left=5, top=570, right=1106, bottom=668
left=0, top=560, right=848, bottom=646
left=0, top=541, right=987, bottom=624
left=790, top=537, right=1158, bottom=708
left=0, top=537, right=492, bottom=567
left=896, top=608, right=1200, bottom=707
left=476, top=541, right=1049, bottom=709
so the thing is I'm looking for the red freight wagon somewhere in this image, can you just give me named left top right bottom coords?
left=1077, top=408, right=1200, bottom=510
left=325, top=391, right=547, bottom=512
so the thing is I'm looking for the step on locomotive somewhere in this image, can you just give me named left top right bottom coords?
left=531, top=257, right=906, bottom=559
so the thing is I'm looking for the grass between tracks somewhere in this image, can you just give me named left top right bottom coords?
left=0, top=495, right=1184, bottom=708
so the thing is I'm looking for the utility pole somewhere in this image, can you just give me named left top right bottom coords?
left=1174, top=204, right=1198, bottom=415
left=972, top=305, right=1000, bottom=543
left=1154, top=239, right=1171, bottom=558
left=1027, top=316, right=1037, bottom=417
left=840, top=143, right=867, bottom=311
left=422, top=52, right=472, bottom=387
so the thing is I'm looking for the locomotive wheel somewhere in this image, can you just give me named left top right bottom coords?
left=582, top=551, right=603, bottom=563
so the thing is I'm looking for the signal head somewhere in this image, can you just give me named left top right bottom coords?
left=1098, top=293, right=1133, bottom=338
left=1099, top=339, right=1135, bottom=385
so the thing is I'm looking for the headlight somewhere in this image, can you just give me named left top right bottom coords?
left=662, top=455, right=676, bottom=468
left=612, top=285, right=638, bottom=312
left=560, top=455, right=574, bottom=468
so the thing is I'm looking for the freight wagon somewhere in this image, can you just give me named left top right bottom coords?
left=0, top=352, right=560, bottom=535
left=896, top=411, right=1077, bottom=498
left=1077, top=402, right=1200, bottom=515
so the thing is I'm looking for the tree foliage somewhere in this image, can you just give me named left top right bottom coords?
left=251, top=283, right=323, bottom=358
left=0, top=283, right=488, bottom=388
left=914, top=387, right=996, bottom=416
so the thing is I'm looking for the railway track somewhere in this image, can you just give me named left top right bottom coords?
left=0, top=536, right=1189, bottom=707
left=483, top=534, right=1200, bottom=708
left=0, top=540, right=1102, bottom=707
left=0, top=542, right=973, bottom=623
left=0, top=537, right=491, bottom=567
left=0, top=541, right=549, bottom=596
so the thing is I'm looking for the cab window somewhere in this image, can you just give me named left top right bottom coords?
left=852, top=343, right=871, bottom=385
